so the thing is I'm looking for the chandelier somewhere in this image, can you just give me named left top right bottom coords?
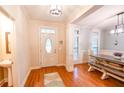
left=110, top=12, right=124, bottom=34
left=110, top=12, right=124, bottom=46
left=50, top=5, right=62, bottom=16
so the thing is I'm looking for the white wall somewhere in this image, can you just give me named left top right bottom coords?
left=1, top=6, right=31, bottom=86
left=79, top=27, right=91, bottom=63
left=102, top=30, right=124, bottom=51
left=78, top=27, right=103, bottom=63
left=80, top=27, right=90, bottom=50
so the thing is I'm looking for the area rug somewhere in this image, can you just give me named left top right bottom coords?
left=44, top=72, right=65, bottom=87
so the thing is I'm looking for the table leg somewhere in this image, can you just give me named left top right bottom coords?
left=88, top=66, right=95, bottom=72
left=101, top=72, right=109, bottom=80
left=8, top=67, right=13, bottom=87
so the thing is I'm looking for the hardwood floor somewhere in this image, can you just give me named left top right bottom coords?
left=25, top=63, right=124, bottom=87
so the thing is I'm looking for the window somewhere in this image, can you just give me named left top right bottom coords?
left=91, top=32, right=99, bottom=54
left=74, top=30, right=79, bottom=60
left=45, top=38, right=52, bottom=53
left=41, top=28, right=55, bottom=34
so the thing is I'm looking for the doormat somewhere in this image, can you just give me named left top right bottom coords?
left=44, top=72, right=65, bottom=87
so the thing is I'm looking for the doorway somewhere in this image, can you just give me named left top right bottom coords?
left=40, top=28, right=58, bottom=67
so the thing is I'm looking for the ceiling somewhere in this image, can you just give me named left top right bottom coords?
left=23, top=5, right=85, bottom=22
left=76, top=5, right=124, bottom=30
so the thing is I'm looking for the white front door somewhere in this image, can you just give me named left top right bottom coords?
left=40, top=28, right=57, bottom=67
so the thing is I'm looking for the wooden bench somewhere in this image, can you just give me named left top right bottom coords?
left=88, top=54, right=124, bottom=82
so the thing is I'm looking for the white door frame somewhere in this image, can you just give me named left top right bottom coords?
left=39, top=26, right=58, bottom=67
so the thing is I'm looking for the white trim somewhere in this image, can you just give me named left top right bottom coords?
left=56, top=64, right=65, bottom=66
left=21, top=65, right=44, bottom=86
left=21, top=68, right=31, bottom=87
left=74, top=61, right=83, bottom=65
left=30, top=66, right=42, bottom=70
left=21, top=66, right=41, bottom=87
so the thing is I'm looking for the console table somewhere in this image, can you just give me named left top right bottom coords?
left=88, top=54, right=124, bottom=82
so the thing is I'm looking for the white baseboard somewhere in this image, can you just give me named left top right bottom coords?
left=30, top=66, right=42, bottom=70
left=74, top=60, right=83, bottom=64
left=21, top=65, right=43, bottom=86
left=74, top=63, right=82, bottom=65
left=31, top=64, right=66, bottom=68
left=21, top=69, right=31, bottom=87
left=56, top=64, right=65, bottom=67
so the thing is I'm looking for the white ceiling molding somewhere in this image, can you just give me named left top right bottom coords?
left=72, top=5, right=103, bottom=24
left=67, top=5, right=95, bottom=23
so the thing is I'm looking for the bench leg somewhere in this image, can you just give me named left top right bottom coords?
left=101, top=72, right=109, bottom=80
left=88, top=66, right=95, bottom=72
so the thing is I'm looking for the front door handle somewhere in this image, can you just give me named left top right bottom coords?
left=54, top=49, right=56, bottom=53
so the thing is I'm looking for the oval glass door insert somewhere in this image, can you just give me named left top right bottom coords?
left=45, top=38, right=52, bottom=53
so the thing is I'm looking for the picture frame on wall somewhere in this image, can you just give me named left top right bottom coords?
left=5, top=32, right=11, bottom=54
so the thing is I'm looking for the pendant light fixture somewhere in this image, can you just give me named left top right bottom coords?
left=50, top=5, right=62, bottom=16
left=112, top=12, right=124, bottom=46
left=111, top=12, right=124, bottom=34
left=115, top=12, right=124, bottom=34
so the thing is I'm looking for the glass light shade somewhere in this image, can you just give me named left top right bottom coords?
left=116, top=25, right=124, bottom=33
left=50, top=5, right=62, bottom=16
left=110, top=30, right=115, bottom=34
left=110, top=25, right=124, bottom=34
